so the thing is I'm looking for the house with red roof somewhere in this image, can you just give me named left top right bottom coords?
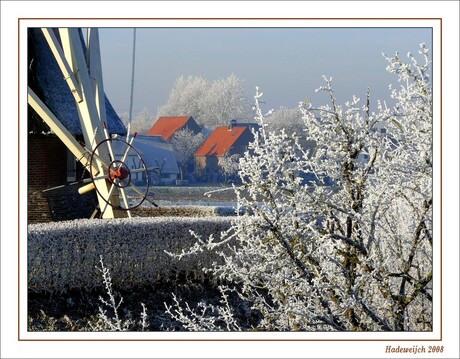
left=194, top=122, right=258, bottom=182
left=146, top=116, right=201, bottom=141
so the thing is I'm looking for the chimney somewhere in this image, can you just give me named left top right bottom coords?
left=229, top=119, right=237, bottom=131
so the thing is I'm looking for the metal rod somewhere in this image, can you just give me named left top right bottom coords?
left=128, top=28, right=136, bottom=131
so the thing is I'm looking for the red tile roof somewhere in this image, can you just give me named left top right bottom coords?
left=195, top=126, right=250, bottom=156
left=147, top=116, right=193, bottom=141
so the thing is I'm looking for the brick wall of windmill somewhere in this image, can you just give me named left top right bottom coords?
left=28, top=135, right=97, bottom=223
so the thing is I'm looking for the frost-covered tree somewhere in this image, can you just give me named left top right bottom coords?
left=166, top=44, right=433, bottom=332
left=120, top=107, right=155, bottom=134
left=170, top=128, right=205, bottom=181
left=265, top=106, right=304, bottom=135
left=156, top=74, right=252, bottom=129
left=218, top=153, right=240, bottom=183
left=156, top=76, right=208, bottom=125
left=205, top=74, right=253, bottom=128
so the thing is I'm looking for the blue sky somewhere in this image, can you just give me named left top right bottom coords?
left=99, top=27, right=432, bottom=117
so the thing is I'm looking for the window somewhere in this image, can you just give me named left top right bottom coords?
left=66, top=149, right=77, bottom=182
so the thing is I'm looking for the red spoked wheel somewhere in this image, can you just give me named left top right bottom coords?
left=89, top=137, right=150, bottom=212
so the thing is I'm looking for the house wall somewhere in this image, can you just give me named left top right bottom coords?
left=28, top=135, right=68, bottom=189
left=27, top=134, right=97, bottom=223
left=194, top=155, right=209, bottom=179
left=28, top=134, right=66, bottom=223
left=195, top=155, right=220, bottom=183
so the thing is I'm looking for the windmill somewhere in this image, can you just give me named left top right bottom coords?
left=28, top=28, right=156, bottom=219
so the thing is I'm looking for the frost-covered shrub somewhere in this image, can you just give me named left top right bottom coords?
left=28, top=217, right=232, bottom=293
left=166, top=44, right=433, bottom=331
left=90, top=256, right=150, bottom=331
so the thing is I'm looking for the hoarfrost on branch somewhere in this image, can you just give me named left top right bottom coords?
left=166, top=44, right=433, bottom=331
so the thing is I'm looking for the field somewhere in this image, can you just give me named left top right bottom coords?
left=148, top=185, right=238, bottom=206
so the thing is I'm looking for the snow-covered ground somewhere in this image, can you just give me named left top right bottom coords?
left=143, top=185, right=239, bottom=207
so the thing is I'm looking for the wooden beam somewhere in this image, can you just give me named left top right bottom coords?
left=41, top=28, right=83, bottom=103
left=58, top=28, right=125, bottom=218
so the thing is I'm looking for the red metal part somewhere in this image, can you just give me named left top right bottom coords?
left=109, top=165, right=129, bottom=182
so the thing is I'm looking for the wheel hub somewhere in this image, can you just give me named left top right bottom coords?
left=89, top=136, right=150, bottom=211
left=108, top=160, right=131, bottom=188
